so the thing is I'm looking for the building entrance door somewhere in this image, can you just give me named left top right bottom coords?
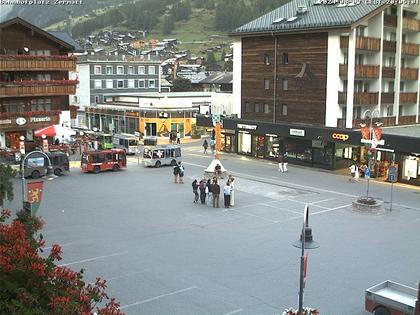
left=145, top=123, right=157, bottom=136
left=252, top=135, right=266, bottom=159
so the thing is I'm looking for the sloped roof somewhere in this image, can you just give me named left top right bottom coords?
left=0, top=17, right=75, bottom=51
left=199, top=72, right=233, bottom=85
left=49, top=31, right=84, bottom=53
left=231, top=0, right=386, bottom=35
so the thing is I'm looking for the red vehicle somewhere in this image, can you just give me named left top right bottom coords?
left=81, top=149, right=126, bottom=174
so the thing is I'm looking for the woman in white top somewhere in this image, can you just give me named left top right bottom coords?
left=229, top=177, right=235, bottom=207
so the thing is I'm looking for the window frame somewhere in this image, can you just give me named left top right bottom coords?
left=138, top=79, right=145, bottom=88
left=117, top=66, right=124, bottom=75
left=281, top=104, right=288, bottom=116
left=148, top=66, right=155, bottom=75
left=106, top=66, right=113, bottom=75
left=283, top=53, right=289, bottom=65
left=263, top=53, right=270, bottom=65
left=94, top=80, right=102, bottom=89
left=148, top=79, right=155, bottom=89
left=117, top=80, right=124, bottom=89
left=94, top=65, right=102, bottom=75
left=282, top=79, right=288, bottom=91
left=138, top=66, right=145, bottom=75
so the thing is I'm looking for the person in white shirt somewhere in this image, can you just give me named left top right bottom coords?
left=223, top=182, right=231, bottom=208
left=228, top=176, right=235, bottom=207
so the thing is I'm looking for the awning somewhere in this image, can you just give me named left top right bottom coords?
left=34, top=124, right=76, bottom=138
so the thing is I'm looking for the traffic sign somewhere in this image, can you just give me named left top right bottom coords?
left=388, top=165, right=398, bottom=176
left=387, top=174, right=396, bottom=182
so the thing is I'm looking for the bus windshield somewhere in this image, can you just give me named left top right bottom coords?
left=129, top=139, right=138, bottom=146
left=81, top=154, right=89, bottom=164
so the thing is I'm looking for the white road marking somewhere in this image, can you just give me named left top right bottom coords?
left=311, top=204, right=352, bottom=215
left=310, top=198, right=336, bottom=205
left=287, top=198, right=330, bottom=210
left=59, top=251, right=129, bottom=267
left=224, top=308, right=244, bottom=315
left=261, top=203, right=302, bottom=214
left=120, top=286, right=199, bottom=310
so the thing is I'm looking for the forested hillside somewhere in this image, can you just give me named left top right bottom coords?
left=6, top=0, right=290, bottom=39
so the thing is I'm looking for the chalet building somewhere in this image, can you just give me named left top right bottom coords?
left=197, top=1, right=420, bottom=186
left=0, top=17, right=79, bottom=150
left=69, top=55, right=161, bottom=128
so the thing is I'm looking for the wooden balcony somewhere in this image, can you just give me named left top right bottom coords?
left=384, top=14, right=397, bottom=28
left=339, top=36, right=380, bottom=51
left=339, top=64, right=380, bottom=79
left=383, top=40, right=396, bottom=53
left=338, top=92, right=379, bottom=105
left=337, top=116, right=397, bottom=128
left=0, top=81, right=77, bottom=98
left=0, top=55, right=77, bottom=71
left=398, top=115, right=417, bottom=125
left=382, top=67, right=395, bottom=79
left=401, top=43, right=419, bottom=56
left=381, top=92, right=394, bottom=104
left=400, top=67, right=418, bottom=80
left=403, top=17, right=420, bottom=32
left=399, top=92, right=417, bottom=103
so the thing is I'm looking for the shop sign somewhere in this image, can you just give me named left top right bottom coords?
left=237, top=123, right=257, bottom=130
left=0, top=119, right=12, bottom=125
left=290, top=128, right=305, bottom=137
left=16, top=117, right=27, bottom=125
left=30, top=117, right=51, bottom=123
left=332, top=133, right=349, bottom=141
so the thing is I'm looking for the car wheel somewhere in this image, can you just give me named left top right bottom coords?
left=54, top=168, right=62, bottom=176
left=155, top=161, right=161, bottom=168
left=374, top=307, right=391, bottom=315
left=112, top=165, right=119, bottom=171
left=31, top=170, right=40, bottom=179
left=170, top=159, right=177, bottom=166
left=93, top=166, right=100, bottom=174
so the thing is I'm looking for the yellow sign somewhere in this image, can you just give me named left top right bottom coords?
left=332, top=133, right=349, bottom=141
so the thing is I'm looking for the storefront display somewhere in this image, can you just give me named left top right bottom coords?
left=238, top=132, right=251, bottom=155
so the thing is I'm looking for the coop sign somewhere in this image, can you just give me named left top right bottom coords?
left=332, top=133, right=349, bottom=141
left=237, top=123, right=258, bottom=130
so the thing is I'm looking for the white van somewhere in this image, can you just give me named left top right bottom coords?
left=142, top=145, right=181, bottom=168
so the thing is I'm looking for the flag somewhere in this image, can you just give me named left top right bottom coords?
left=373, top=127, right=382, bottom=141
left=361, top=127, right=370, bottom=140
left=27, top=181, right=44, bottom=216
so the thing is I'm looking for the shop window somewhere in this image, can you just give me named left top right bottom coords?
left=283, top=53, right=288, bottom=65
left=282, top=79, right=288, bottom=91
left=264, top=103, right=271, bottom=114
left=263, top=54, right=270, bottom=65
left=238, top=132, right=252, bottom=154
left=264, top=79, right=270, bottom=90
left=281, top=104, right=288, bottom=116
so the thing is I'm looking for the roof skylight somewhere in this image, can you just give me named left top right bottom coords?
left=286, top=16, right=298, bottom=22
left=273, top=17, right=285, bottom=24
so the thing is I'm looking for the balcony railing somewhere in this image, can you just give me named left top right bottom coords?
left=400, top=67, right=418, bottom=80
left=401, top=43, right=419, bottom=56
left=0, top=80, right=77, bottom=98
left=381, top=92, right=394, bottom=104
left=384, top=14, right=397, bottom=28
left=399, top=92, right=417, bottom=103
left=338, top=92, right=379, bottom=105
left=339, top=64, right=380, bottom=78
left=340, top=36, right=381, bottom=51
left=383, top=40, right=396, bottom=53
left=338, top=115, right=418, bottom=128
left=0, top=55, right=77, bottom=71
left=403, top=17, right=420, bottom=32
left=382, top=67, right=395, bottom=78
left=0, top=109, right=62, bottom=120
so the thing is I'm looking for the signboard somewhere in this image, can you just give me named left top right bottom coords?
left=42, top=139, right=49, bottom=152
left=361, top=139, right=385, bottom=146
left=237, top=123, right=257, bottom=130
left=30, top=116, right=51, bottom=123
left=290, top=128, right=305, bottom=137
left=332, top=133, right=349, bottom=141
left=0, top=119, right=12, bottom=125
left=16, top=117, right=27, bottom=125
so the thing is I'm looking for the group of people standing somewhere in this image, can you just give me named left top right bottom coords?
left=173, top=161, right=185, bottom=183
left=169, top=132, right=181, bottom=144
left=202, top=139, right=216, bottom=154
left=192, top=175, right=235, bottom=208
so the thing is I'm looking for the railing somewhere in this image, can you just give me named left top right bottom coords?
left=0, top=55, right=77, bottom=71
left=401, top=43, right=419, bottom=56
left=338, top=92, right=379, bottom=105
left=383, top=40, right=396, bottom=53
left=0, top=80, right=77, bottom=97
left=403, top=17, right=420, bottom=32
left=0, top=109, right=62, bottom=119
left=398, top=115, right=417, bottom=125
left=400, top=67, right=418, bottom=80
left=339, top=64, right=380, bottom=78
left=384, top=14, right=397, bottom=28
left=340, top=36, right=381, bottom=51
left=381, top=92, right=394, bottom=104
left=399, top=92, right=417, bottom=103
left=382, top=67, right=395, bottom=78
left=338, top=115, right=418, bottom=128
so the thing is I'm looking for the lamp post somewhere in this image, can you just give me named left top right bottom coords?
left=21, top=150, right=53, bottom=213
left=361, top=109, right=382, bottom=198
left=93, top=127, right=98, bottom=150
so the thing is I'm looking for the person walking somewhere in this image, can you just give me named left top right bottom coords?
left=283, top=153, right=288, bottom=172
left=178, top=162, right=185, bottom=183
left=277, top=154, right=284, bottom=172
left=176, top=132, right=181, bottom=144
left=210, top=138, right=215, bottom=154
left=199, top=178, right=206, bottom=204
left=203, top=140, right=209, bottom=154
left=206, top=179, right=212, bottom=206
left=173, top=163, right=179, bottom=183
left=212, top=179, right=220, bottom=208
left=192, top=179, right=199, bottom=203
left=228, top=176, right=235, bottom=207
left=349, top=163, right=358, bottom=182
left=223, top=181, right=231, bottom=208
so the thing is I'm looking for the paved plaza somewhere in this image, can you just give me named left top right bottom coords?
left=7, top=141, right=420, bottom=315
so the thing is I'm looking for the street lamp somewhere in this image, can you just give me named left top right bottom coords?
left=21, top=150, right=53, bottom=213
left=93, top=127, right=98, bottom=150
left=361, top=109, right=383, bottom=198
left=293, top=205, right=319, bottom=315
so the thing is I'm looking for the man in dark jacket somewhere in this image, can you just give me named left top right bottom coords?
left=212, top=179, right=220, bottom=208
